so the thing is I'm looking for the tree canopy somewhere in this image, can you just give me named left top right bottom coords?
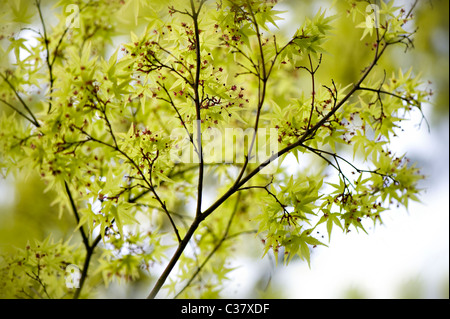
left=0, top=0, right=439, bottom=299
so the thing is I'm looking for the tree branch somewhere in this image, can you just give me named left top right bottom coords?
left=64, top=181, right=90, bottom=249
left=34, top=0, right=54, bottom=113
left=73, top=233, right=102, bottom=299
left=0, top=73, right=40, bottom=127
left=190, top=0, right=206, bottom=219
left=0, top=98, right=37, bottom=126
left=174, top=193, right=242, bottom=298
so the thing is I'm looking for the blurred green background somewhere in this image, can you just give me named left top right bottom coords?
left=0, top=0, right=448, bottom=298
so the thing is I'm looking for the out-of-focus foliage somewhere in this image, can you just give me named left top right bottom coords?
left=0, top=0, right=443, bottom=299
left=0, top=174, right=74, bottom=253
left=412, top=0, right=449, bottom=121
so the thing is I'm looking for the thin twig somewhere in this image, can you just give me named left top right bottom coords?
left=0, top=73, right=40, bottom=127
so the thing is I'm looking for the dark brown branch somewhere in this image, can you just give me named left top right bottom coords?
left=157, top=82, right=199, bottom=156
left=190, top=0, right=206, bottom=219
left=300, top=143, right=398, bottom=185
left=303, top=54, right=322, bottom=129
left=0, top=98, right=37, bottom=125
left=50, top=1, right=94, bottom=67
left=73, top=233, right=102, bottom=299
left=65, top=182, right=90, bottom=249
left=238, top=179, right=297, bottom=225
left=174, top=193, right=242, bottom=298
left=35, top=0, right=54, bottom=113
left=0, top=73, right=40, bottom=127
left=233, top=1, right=268, bottom=187
left=357, top=86, right=419, bottom=104
left=64, top=180, right=103, bottom=299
